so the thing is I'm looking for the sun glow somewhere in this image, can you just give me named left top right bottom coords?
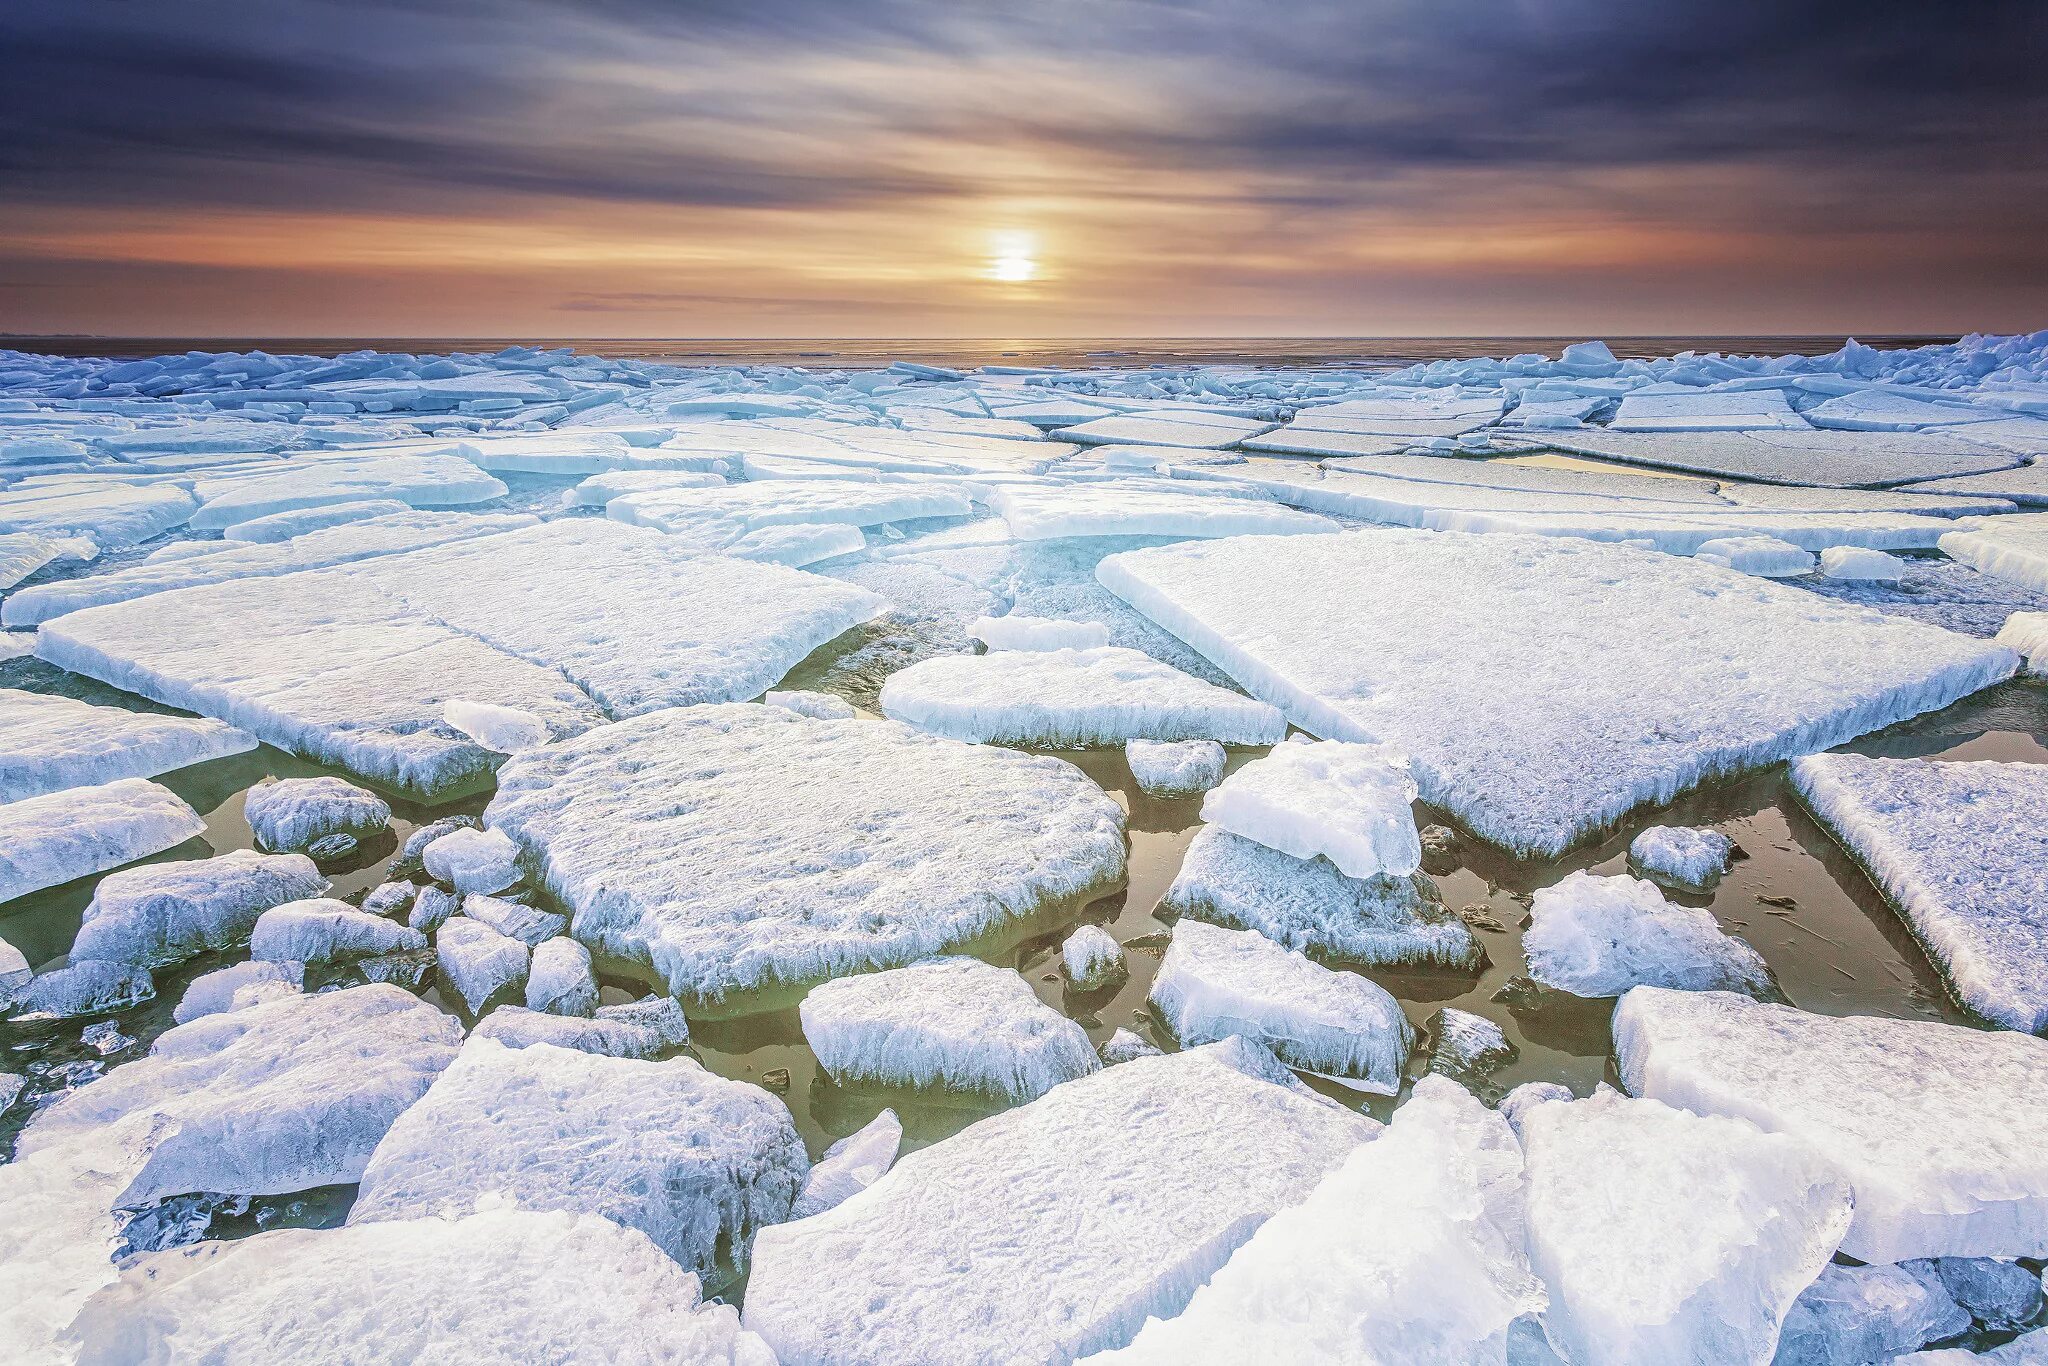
left=985, top=230, right=1039, bottom=283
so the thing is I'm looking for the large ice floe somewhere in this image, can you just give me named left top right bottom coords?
left=877, top=645, right=1285, bottom=746
left=487, top=705, right=1127, bottom=1000
left=1098, top=530, right=2016, bottom=855
left=0, top=687, right=254, bottom=802
left=1614, top=986, right=2048, bottom=1261
left=0, top=778, right=203, bottom=904
left=69, top=850, right=325, bottom=969
left=988, top=483, right=1337, bottom=540
left=1792, top=753, right=2048, bottom=1033
left=742, top=1038, right=1376, bottom=1365
left=184, top=453, right=508, bottom=530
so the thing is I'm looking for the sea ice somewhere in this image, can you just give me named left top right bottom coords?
left=186, top=454, right=508, bottom=529
left=0, top=688, right=255, bottom=803
left=1097, top=530, right=2015, bottom=855
left=487, top=705, right=1126, bottom=1000
left=1150, top=919, right=1414, bottom=1093
left=1609, top=387, right=1811, bottom=432
left=1907, top=1257, right=2045, bottom=1333
left=13, top=961, right=155, bottom=1019
left=1161, top=826, right=1481, bottom=968
left=1804, top=391, right=2003, bottom=431
left=801, top=957, right=1099, bottom=1102
left=350, top=1038, right=806, bottom=1285
left=609, top=476, right=972, bottom=544
left=455, top=428, right=637, bottom=473
left=1773, top=1261, right=1971, bottom=1366
left=406, top=884, right=458, bottom=933
left=1693, top=535, right=1817, bottom=577
left=0, top=779, right=204, bottom=904
left=1099, top=1028, right=1162, bottom=1065
left=1534, top=429, right=2018, bottom=488
left=219, top=497, right=411, bottom=542
left=1061, top=410, right=1276, bottom=449
left=442, top=697, right=550, bottom=752
left=1822, top=545, right=1908, bottom=583
left=879, top=645, right=1286, bottom=746
left=525, top=936, right=598, bottom=1016
left=0, top=933, right=29, bottom=1007
left=0, top=482, right=197, bottom=548
left=570, top=467, right=725, bottom=506
left=250, top=899, right=427, bottom=965
left=0, top=531, right=94, bottom=592
left=435, top=916, right=530, bottom=1013
left=1792, top=753, right=2048, bottom=1033
left=172, top=960, right=304, bottom=1026
left=1614, top=986, right=2048, bottom=1261
left=463, top=892, right=566, bottom=945
left=1520, top=1088, right=1851, bottom=1365
left=1524, top=871, right=1772, bottom=997
left=1995, top=611, right=2048, bottom=672
left=1125, top=738, right=1226, bottom=796
left=70, top=850, right=325, bottom=969
left=471, top=994, right=690, bottom=1059
left=990, top=484, right=1336, bottom=540
left=968, top=614, right=1113, bottom=651
left=727, top=520, right=867, bottom=566
left=1089, top=1077, right=1544, bottom=1365
left=742, top=1038, right=1377, bottom=1365
left=1628, top=825, right=1735, bottom=889
left=243, top=776, right=390, bottom=852
left=762, top=688, right=856, bottom=719
left=1061, top=924, right=1127, bottom=989
left=1940, top=514, right=2048, bottom=595
left=1200, top=739, right=1423, bottom=879
left=420, top=825, right=521, bottom=894
left=790, top=1109, right=902, bottom=1220
left=1428, top=1007, right=1518, bottom=1081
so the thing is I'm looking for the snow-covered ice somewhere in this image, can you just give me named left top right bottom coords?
left=610, top=476, right=972, bottom=545
left=443, top=698, right=550, bottom=753
left=801, top=957, right=1099, bottom=1102
left=990, top=483, right=1337, bottom=540
left=0, top=531, right=94, bottom=592
left=243, top=776, right=389, bottom=852
left=0, top=688, right=255, bottom=802
left=1627, top=825, right=1735, bottom=889
left=1615, top=986, right=2048, bottom=1261
left=172, top=959, right=304, bottom=1026
left=250, top=899, right=427, bottom=965
left=1821, top=544, right=1907, bottom=583
left=1428, top=1007, right=1518, bottom=1082
left=1200, top=739, right=1423, bottom=879
left=1693, top=534, right=1817, bottom=577
left=968, top=614, right=1113, bottom=651
left=1150, top=919, right=1415, bottom=1093
left=1098, top=1028, right=1162, bottom=1065
left=420, top=825, right=521, bottom=894
left=1996, top=611, right=2048, bottom=672
left=1793, top=753, right=2048, bottom=1033
left=435, top=915, right=531, bottom=1013
left=525, top=936, right=598, bottom=1016
left=487, top=705, right=1126, bottom=1000
left=186, top=454, right=508, bottom=530
left=0, top=778, right=204, bottom=904
left=1940, top=513, right=2048, bottom=595
left=790, top=1109, right=902, bottom=1220
left=1125, top=738, right=1226, bottom=796
left=1061, top=924, right=1127, bottom=989
left=471, top=994, right=690, bottom=1059
left=742, top=1039, right=1376, bottom=1365
left=70, top=850, right=325, bottom=969
left=762, top=688, right=857, bottom=719
left=0, top=482, right=197, bottom=548
left=1525, top=870, right=1772, bottom=997
left=12, top=960, right=156, bottom=1019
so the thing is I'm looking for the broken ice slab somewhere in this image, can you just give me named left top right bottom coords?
left=1125, top=738, right=1226, bottom=797
left=1615, top=986, right=2048, bottom=1261
left=1098, top=530, right=2016, bottom=856
left=1903, top=459, right=2048, bottom=507
left=0, top=688, right=255, bottom=803
left=0, top=531, right=95, bottom=591
left=1608, top=386, right=1812, bottom=432
left=609, top=475, right=974, bottom=545
left=725, top=520, right=867, bottom=567
left=969, top=614, right=1113, bottom=652
left=488, top=705, right=1126, bottom=1002
left=0, top=778, right=204, bottom=904
left=1239, top=426, right=1430, bottom=458
left=186, top=454, right=508, bottom=530
left=471, top=995, right=690, bottom=1059
left=989, top=483, right=1337, bottom=540
left=742, top=1039, right=1376, bottom=1365
left=1523, top=870, right=1772, bottom=998
left=525, top=937, right=597, bottom=1016
left=1060, top=410, right=1277, bottom=449
left=436, top=916, right=530, bottom=1014
left=1793, top=753, right=2048, bottom=1034
left=800, top=957, right=1099, bottom=1103
left=1526, top=429, right=2019, bottom=488
left=243, top=776, right=389, bottom=852
left=1627, top=824, right=1735, bottom=889
left=172, top=960, right=304, bottom=1025
left=1803, top=390, right=2006, bottom=432
left=0, top=481, right=197, bottom=547
left=1692, top=534, right=1817, bottom=577
left=878, top=645, right=1285, bottom=747
left=350, top=1036, right=805, bottom=1288
left=70, top=850, right=324, bottom=971
left=1940, top=513, right=2048, bottom=595
left=1996, top=611, right=2048, bottom=672
left=569, top=467, right=725, bottom=506
left=1200, top=739, right=1423, bottom=880
left=217, top=497, right=411, bottom=543
left=1774, top=1261, right=1971, bottom=1365
left=790, top=1109, right=902, bottom=1220
left=452, top=429, right=636, bottom=474
left=250, top=900, right=427, bottom=966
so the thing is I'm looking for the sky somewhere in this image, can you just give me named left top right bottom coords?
left=3, top=0, right=2044, bottom=338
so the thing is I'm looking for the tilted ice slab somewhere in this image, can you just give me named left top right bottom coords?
left=1792, top=753, right=2048, bottom=1033
left=0, top=688, right=254, bottom=802
left=1161, top=826, right=1481, bottom=969
left=743, top=1039, right=1376, bottom=1366
left=1520, top=1088, right=1852, bottom=1365
left=1089, top=1077, right=1543, bottom=1365
left=187, top=454, right=508, bottom=529
left=1904, top=459, right=2048, bottom=507
left=173, top=959, right=303, bottom=1025
left=0, top=531, right=94, bottom=591
left=454, top=429, right=635, bottom=473
left=791, top=1110, right=902, bottom=1220
left=1201, top=739, right=1422, bottom=880
left=800, top=957, right=1100, bottom=1102
left=1614, top=986, right=2048, bottom=1261
left=1693, top=534, right=1816, bottom=577
left=218, top=497, right=411, bottom=542
left=488, top=705, right=1127, bottom=1000
left=726, top=520, right=866, bottom=566
left=1609, top=387, right=1811, bottom=431
left=70, top=850, right=325, bottom=970
left=1774, top=1262, right=1971, bottom=1366
left=1524, top=870, right=1772, bottom=998
left=1061, top=410, right=1277, bottom=449
left=1997, top=611, right=2048, bottom=672
left=609, top=476, right=973, bottom=544
left=245, top=775, right=389, bottom=851
left=1150, top=919, right=1414, bottom=1093
left=0, top=778, right=203, bottom=904
left=1803, top=390, right=2004, bottom=431
left=1098, top=531, right=2016, bottom=855
left=0, top=482, right=196, bottom=547
left=1533, top=429, right=2019, bottom=488
left=878, top=645, right=1286, bottom=747
left=1940, top=513, right=2048, bottom=595
left=989, top=484, right=1337, bottom=540
left=350, top=1038, right=805, bottom=1287
left=64, top=1206, right=772, bottom=1365
left=570, top=467, right=726, bottom=506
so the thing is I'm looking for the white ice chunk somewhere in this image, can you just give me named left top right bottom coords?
left=0, top=688, right=255, bottom=803
left=243, top=776, right=389, bottom=852
left=762, top=688, right=856, bottom=720
left=219, top=498, right=410, bottom=542
left=1061, top=411, right=1276, bottom=449
left=1995, top=611, right=2048, bottom=673
left=1061, top=924, right=1127, bottom=989
left=443, top=698, right=549, bottom=753
left=1627, top=825, right=1735, bottom=889
left=968, top=614, right=1114, bottom=652
left=1793, top=753, right=2048, bottom=1033
left=1774, top=1262, right=1971, bottom=1365
left=790, top=1109, right=902, bottom=1220
left=1610, top=387, right=1811, bottom=431
left=1099, top=1028, right=1162, bottom=1065
left=0, top=482, right=196, bottom=548
left=71, top=850, right=325, bottom=969
left=1614, top=986, right=2048, bottom=1261
left=570, top=467, right=725, bottom=506
left=172, top=960, right=303, bottom=1025
left=1535, top=429, right=2016, bottom=489
left=1150, top=919, right=1414, bottom=1093
left=0, top=779, right=203, bottom=904
left=0, top=531, right=95, bottom=592
left=250, top=899, right=426, bottom=965
left=12, top=960, right=154, bottom=1019
left=487, top=705, right=1126, bottom=1000
left=1804, top=391, right=2004, bottom=431
left=727, top=520, right=867, bottom=566
left=1821, top=544, right=1907, bottom=583
left=1520, top=1088, right=1851, bottom=1365
left=524, top=937, right=598, bottom=1016
left=471, top=996, right=689, bottom=1059
left=1693, top=534, right=1817, bottom=577
left=1201, top=739, right=1422, bottom=880
left=188, top=455, right=507, bottom=529
left=420, top=825, right=521, bottom=894
left=435, top=915, right=530, bottom=1013
left=463, top=893, right=566, bottom=946
left=743, top=1038, right=1377, bottom=1365
left=801, top=957, right=1099, bottom=1102
left=610, top=476, right=972, bottom=544
left=456, top=429, right=636, bottom=473
left=991, top=484, right=1336, bottom=540
left=1940, top=513, right=2048, bottom=595
left=1125, top=738, right=1226, bottom=797
left=1524, top=870, right=1771, bottom=997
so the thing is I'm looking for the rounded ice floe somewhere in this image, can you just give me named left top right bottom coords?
left=1149, top=919, right=1414, bottom=1094
left=0, top=779, right=205, bottom=905
left=12, top=960, right=155, bottom=1020
left=359, top=880, right=415, bottom=916
left=762, top=688, right=856, bottom=720
left=1199, top=739, right=1422, bottom=881
left=801, top=957, right=1100, bottom=1103
left=525, top=937, right=598, bottom=1017
left=442, top=698, right=549, bottom=754
left=790, top=1109, right=902, bottom=1220
left=420, top=826, right=521, bottom=895
left=1060, top=925, right=1126, bottom=990
left=68, top=850, right=326, bottom=970
left=250, top=899, right=427, bottom=966
left=472, top=994, right=689, bottom=1059
left=406, top=885, right=459, bottom=934
left=435, top=916, right=531, bottom=1014
left=1523, top=871, right=1771, bottom=998
left=1125, top=738, right=1226, bottom=797
left=1627, top=824, right=1735, bottom=890
left=219, top=497, right=410, bottom=543
left=1821, top=544, right=1907, bottom=584
left=391, top=814, right=478, bottom=877
left=172, top=959, right=304, bottom=1025
left=1994, top=610, right=2048, bottom=675
left=968, top=614, right=1114, bottom=652
left=243, top=777, right=390, bottom=854
left=1692, top=534, right=1817, bottom=577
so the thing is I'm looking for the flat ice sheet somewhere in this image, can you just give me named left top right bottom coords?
left=1531, top=429, right=2020, bottom=488
left=1061, top=411, right=1277, bottom=449
left=187, top=455, right=509, bottom=529
left=1099, top=530, right=2016, bottom=855
left=0, top=689, right=255, bottom=802
left=1608, top=388, right=1811, bottom=431
left=0, top=483, right=197, bottom=547
left=1939, top=513, right=2048, bottom=594
left=0, top=778, right=204, bottom=905
left=990, top=484, right=1336, bottom=541
left=609, top=476, right=974, bottom=545
left=1905, top=460, right=2048, bottom=507
left=1793, top=753, right=2048, bottom=1033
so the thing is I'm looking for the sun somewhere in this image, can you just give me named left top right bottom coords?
left=989, top=254, right=1036, bottom=283
left=985, top=231, right=1038, bottom=284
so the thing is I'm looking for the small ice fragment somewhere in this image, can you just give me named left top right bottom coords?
left=791, top=1109, right=902, bottom=1220
left=13, top=960, right=155, bottom=1019
left=1627, top=825, right=1735, bottom=890
left=173, top=960, right=303, bottom=1025
left=243, top=777, right=390, bottom=853
left=1098, top=1028, right=1162, bottom=1065
left=472, top=995, right=689, bottom=1058
left=763, top=688, right=856, bottom=720
left=1773, top=1261, right=1971, bottom=1365
left=391, top=814, right=478, bottom=877
left=1821, top=544, right=1907, bottom=584
left=79, top=1021, right=134, bottom=1056
left=219, top=498, right=410, bottom=543
left=359, top=880, right=415, bottom=916
left=1524, top=871, right=1771, bottom=997
left=249, top=899, right=427, bottom=966
left=421, top=826, right=521, bottom=895
left=462, top=893, right=565, bottom=947
left=968, top=615, right=1113, bottom=652
left=407, top=885, right=459, bottom=934
left=1427, top=1007, right=1517, bottom=1081
left=442, top=699, right=549, bottom=753
left=1200, top=740, right=1423, bottom=880
left=1060, top=925, right=1126, bottom=990
left=525, top=937, right=598, bottom=1016
left=1498, top=1082, right=1574, bottom=1135
left=435, top=915, right=530, bottom=1013
left=1125, top=738, right=1225, bottom=797
left=1904, top=1256, right=2046, bottom=1333
left=1692, top=534, right=1817, bottom=577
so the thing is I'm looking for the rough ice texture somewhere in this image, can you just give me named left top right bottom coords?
left=1200, top=739, right=1423, bottom=879
left=742, top=1038, right=1378, bottom=1366
left=1909, top=1256, right=2045, bottom=1332
left=1614, top=986, right=2048, bottom=1262
left=1821, top=544, right=1906, bottom=583
left=1694, top=534, right=1817, bottom=577
left=65, top=1206, right=772, bottom=1365
left=1162, top=825, right=1480, bottom=969
left=879, top=645, right=1286, bottom=746
left=186, top=454, right=508, bottom=529
left=0, top=482, right=196, bottom=548
left=421, top=825, right=521, bottom=894
left=1537, top=429, right=2018, bottom=488
left=1125, top=738, right=1226, bottom=796
left=458, top=428, right=637, bottom=473
left=1061, top=410, right=1276, bottom=448
left=1520, top=1088, right=1852, bottom=1366
left=1099, top=1028, right=1162, bottom=1065
left=435, top=915, right=530, bottom=1013
left=1525, top=870, right=1772, bottom=998
left=990, top=484, right=1338, bottom=540
left=1628, top=825, right=1736, bottom=889
left=250, top=899, right=428, bottom=965
left=443, top=697, right=550, bottom=752
left=969, top=614, right=1113, bottom=651
left=471, top=995, right=689, bottom=1059
left=462, top=893, right=566, bottom=946
left=1430, top=1008, right=1517, bottom=1078
left=571, top=467, right=725, bottom=505
left=0, top=688, right=255, bottom=803
left=14, top=960, right=155, bottom=1019
left=243, top=776, right=389, bottom=852
left=762, top=688, right=856, bottom=720
left=0, top=778, right=203, bottom=904
left=801, top=957, right=1099, bottom=1102
left=1090, top=1077, right=1544, bottom=1365
left=790, top=1109, right=901, bottom=1220
left=1609, top=387, right=1810, bottom=432
left=71, top=850, right=325, bottom=969
left=218, top=497, right=413, bottom=542
left=1774, top=1262, right=1970, bottom=1365
left=1941, top=514, right=2048, bottom=595
left=1792, top=753, right=2048, bottom=1033
left=406, top=884, right=457, bottom=933
left=525, top=936, right=598, bottom=1016
left=610, top=475, right=972, bottom=543
left=350, top=1038, right=806, bottom=1286
left=1995, top=611, right=2048, bottom=674
left=1061, top=924, right=1126, bottom=989
left=1098, top=531, right=2016, bottom=855
left=172, top=960, right=303, bottom=1026
left=727, top=520, right=867, bottom=567
left=487, top=705, right=1127, bottom=1001
left=0, top=531, right=92, bottom=592
left=1150, top=919, right=1415, bottom=1093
